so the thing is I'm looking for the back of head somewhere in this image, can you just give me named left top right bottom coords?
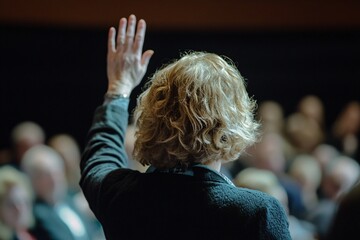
left=134, top=52, right=260, bottom=169
left=322, top=155, right=360, bottom=200
left=288, top=154, right=322, bottom=192
left=21, top=145, right=67, bottom=205
left=297, top=95, right=324, bottom=125
left=285, top=113, right=324, bottom=153
left=249, top=132, right=287, bottom=173
left=312, top=144, right=340, bottom=171
left=48, top=134, right=81, bottom=165
left=332, top=101, right=360, bottom=137
left=48, top=134, right=81, bottom=193
left=257, top=100, right=285, bottom=134
left=11, top=121, right=45, bottom=164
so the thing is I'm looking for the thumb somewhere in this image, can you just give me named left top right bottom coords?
left=141, top=50, right=154, bottom=67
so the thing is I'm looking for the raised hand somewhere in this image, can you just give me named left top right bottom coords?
left=106, top=14, right=154, bottom=96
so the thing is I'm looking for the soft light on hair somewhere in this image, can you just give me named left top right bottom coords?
left=133, top=52, right=260, bottom=169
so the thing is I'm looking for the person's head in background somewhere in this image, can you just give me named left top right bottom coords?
left=48, top=134, right=81, bottom=195
left=297, top=95, right=325, bottom=127
left=257, top=100, right=285, bottom=135
left=331, top=101, right=360, bottom=158
left=0, top=166, right=34, bottom=240
left=332, top=101, right=360, bottom=137
left=312, top=144, right=340, bottom=175
left=11, top=121, right=45, bottom=166
left=247, top=132, right=287, bottom=174
left=21, top=145, right=67, bottom=205
left=285, top=112, right=324, bottom=154
left=133, top=52, right=260, bottom=170
left=255, top=100, right=295, bottom=161
left=288, top=154, right=322, bottom=211
left=321, top=155, right=360, bottom=201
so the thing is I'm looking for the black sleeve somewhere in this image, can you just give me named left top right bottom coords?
left=79, top=99, right=130, bottom=216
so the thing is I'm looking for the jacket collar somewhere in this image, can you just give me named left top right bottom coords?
left=146, top=163, right=235, bottom=186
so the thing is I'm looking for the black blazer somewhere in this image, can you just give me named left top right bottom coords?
left=80, top=99, right=291, bottom=240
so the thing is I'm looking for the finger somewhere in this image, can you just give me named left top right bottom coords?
left=141, top=50, right=154, bottom=67
left=133, top=19, right=146, bottom=55
left=116, top=18, right=127, bottom=48
left=125, top=14, right=136, bottom=51
left=108, top=27, right=116, bottom=53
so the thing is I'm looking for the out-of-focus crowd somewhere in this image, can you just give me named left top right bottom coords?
left=222, top=96, right=360, bottom=240
left=0, top=129, right=105, bottom=239
left=0, top=95, right=359, bottom=240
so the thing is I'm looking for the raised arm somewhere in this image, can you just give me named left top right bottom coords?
left=106, top=14, right=154, bottom=97
left=80, top=14, right=153, bottom=215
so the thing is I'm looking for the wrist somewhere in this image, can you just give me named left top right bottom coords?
left=104, top=92, right=130, bottom=99
left=103, top=92, right=130, bottom=106
left=107, top=84, right=132, bottom=97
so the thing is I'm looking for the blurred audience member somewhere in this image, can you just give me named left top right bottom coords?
left=47, top=134, right=106, bottom=239
left=308, top=155, right=360, bottom=239
left=48, top=134, right=82, bottom=195
left=321, top=155, right=360, bottom=201
left=247, top=132, right=306, bottom=219
left=249, top=132, right=286, bottom=173
left=9, top=121, right=45, bottom=168
left=331, top=101, right=360, bottom=161
left=256, top=100, right=295, bottom=160
left=21, top=145, right=98, bottom=240
left=0, top=166, right=36, bottom=240
left=288, top=154, right=322, bottom=215
left=234, top=167, right=317, bottom=240
left=326, top=181, right=360, bottom=240
left=285, top=112, right=324, bottom=154
left=312, top=144, right=340, bottom=175
left=297, top=95, right=325, bottom=128
left=257, top=100, right=285, bottom=135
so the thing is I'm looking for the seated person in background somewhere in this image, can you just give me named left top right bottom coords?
left=6, top=121, right=45, bottom=169
left=245, top=132, right=306, bottom=219
left=257, top=100, right=285, bottom=135
left=307, top=155, right=360, bottom=239
left=48, top=133, right=82, bottom=195
left=288, top=154, right=322, bottom=215
left=0, top=166, right=36, bottom=240
left=80, top=14, right=291, bottom=239
left=297, top=94, right=325, bottom=128
left=312, top=144, right=340, bottom=177
left=285, top=112, right=324, bottom=155
left=48, top=134, right=105, bottom=239
left=321, top=155, right=360, bottom=201
left=330, top=101, right=360, bottom=162
left=21, top=145, right=99, bottom=240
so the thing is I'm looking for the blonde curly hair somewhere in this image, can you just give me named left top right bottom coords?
left=133, top=52, right=260, bottom=169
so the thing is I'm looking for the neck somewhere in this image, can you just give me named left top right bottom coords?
left=204, top=160, right=222, bottom=172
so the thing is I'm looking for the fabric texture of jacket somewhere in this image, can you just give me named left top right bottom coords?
left=80, top=99, right=291, bottom=240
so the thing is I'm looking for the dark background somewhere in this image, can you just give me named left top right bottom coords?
left=1, top=1, right=360, bottom=150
